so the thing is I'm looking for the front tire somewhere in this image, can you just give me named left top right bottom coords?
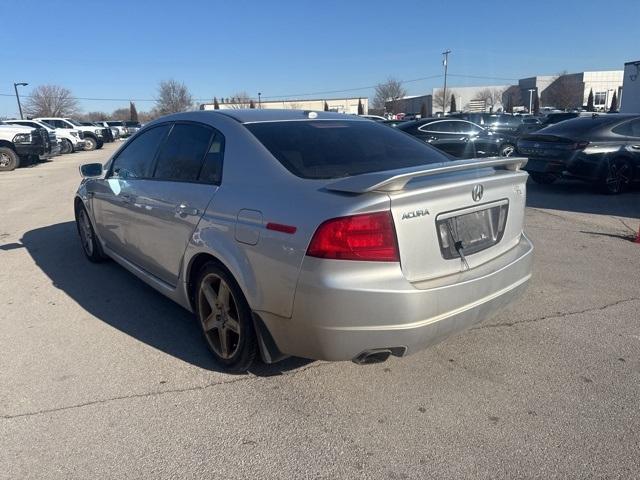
left=75, top=204, right=106, bottom=262
left=600, top=157, right=632, bottom=194
left=0, top=147, right=19, bottom=171
left=61, top=139, right=73, bottom=154
left=195, top=263, right=257, bottom=372
left=83, top=136, right=97, bottom=151
left=530, top=172, right=559, bottom=184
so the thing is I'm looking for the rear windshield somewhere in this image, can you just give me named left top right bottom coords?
left=539, top=116, right=621, bottom=135
left=245, top=120, right=448, bottom=179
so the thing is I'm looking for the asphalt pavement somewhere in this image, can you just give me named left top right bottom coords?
left=1, top=143, right=639, bottom=479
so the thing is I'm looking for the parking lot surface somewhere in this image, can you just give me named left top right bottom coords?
left=1, top=143, right=639, bottom=479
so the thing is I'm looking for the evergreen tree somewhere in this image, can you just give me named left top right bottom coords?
left=213, top=97, right=220, bottom=109
left=249, top=99, right=256, bottom=109
left=357, top=98, right=364, bottom=115
left=533, top=92, right=540, bottom=114
left=586, top=89, right=594, bottom=112
left=450, top=94, right=457, bottom=113
left=505, top=95, right=513, bottom=114
left=324, top=101, right=329, bottom=111
left=609, top=91, right=618, bottom=112
left=420, top=102, right=428, bottom=118
left=129, top=102, right=138, bottom=122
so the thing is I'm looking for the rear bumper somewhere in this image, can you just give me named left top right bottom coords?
left=523, top=157, right=566, bottom=173
left=260, top=234, right=533, bottom=361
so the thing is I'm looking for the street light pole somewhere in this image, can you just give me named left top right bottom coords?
left=442, top=49, right=451, bottom=115
left=258, top=92, right=262, bottom=109
left=13, top=82, right=28, bottom=119
left=528, top=89, right=535, bottom=114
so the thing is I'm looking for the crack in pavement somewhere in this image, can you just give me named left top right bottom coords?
left=1, top=361, right=328, bottom=421
left=472, top=297, right=640, bottom=331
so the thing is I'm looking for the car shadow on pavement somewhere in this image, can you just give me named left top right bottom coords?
left=526, top=178, right=640, bottom=219
left=21, top=222, right=314, bottom=377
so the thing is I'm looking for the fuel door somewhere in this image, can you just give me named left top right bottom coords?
left=235, top=209, right=263, bottom=245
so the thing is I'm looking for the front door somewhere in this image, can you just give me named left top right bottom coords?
left=117, top=122, right=224, bottom=286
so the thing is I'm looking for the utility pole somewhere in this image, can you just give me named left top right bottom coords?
left=14, top=82, right=28, bottom=119
left=442, top=49, right=451, bottom=115
left=528, top=89, right=536, bottom=114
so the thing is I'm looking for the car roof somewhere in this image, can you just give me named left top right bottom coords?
left=161, top=109, right=367, bottom=124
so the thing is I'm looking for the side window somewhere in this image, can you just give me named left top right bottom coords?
left=419, top=121, right=447, bottom=133
left=461, top=122, right=483, bottom=134
left=614, top=119, right=640, bottom=138
left=198, top=133, right=225, bottom=185
left=55, top=120, right=68, bottom=129
left=111, top=125, right=170, bottom=179
left=153, top=123, right=214, bottom=182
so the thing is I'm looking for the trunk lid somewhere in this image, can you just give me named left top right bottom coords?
left=517, top=134, right=583, bottom=161
left=327, top=158, right=528, bottom=282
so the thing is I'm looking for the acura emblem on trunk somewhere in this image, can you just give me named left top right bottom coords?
left=472, top=184, right=484, bottom=202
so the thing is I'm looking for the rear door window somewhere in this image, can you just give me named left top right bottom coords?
left=110, top=124, right=171, bottom=179
left=153, top=123, right=214, bottom=182
left=246, top=120, right=448, bottom=179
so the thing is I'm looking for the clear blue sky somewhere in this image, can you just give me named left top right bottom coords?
left=1, top=0, right=638, bottom=117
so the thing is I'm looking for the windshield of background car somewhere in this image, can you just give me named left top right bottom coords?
left=67, top=119, right=83, bottom=126
left=246, top=120, right=449, bottom=179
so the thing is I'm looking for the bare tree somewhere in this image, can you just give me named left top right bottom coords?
left=373, top=77, right=406, bottom=113
left=474, top=88, right=505, bottom=111
left=433, top=88, right=457, bottom=112
left=111, top=108, right=130, bottom=120
left=154, top=79, right=193, bottom=115
left=227, top=91, right=253, bottom=109
left=82, top=111, right=109, bottom=122
left=23, top=85, right=79, bottom=117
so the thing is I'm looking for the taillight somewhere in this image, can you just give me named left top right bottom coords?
left=306, top=211, right=399, bottom=262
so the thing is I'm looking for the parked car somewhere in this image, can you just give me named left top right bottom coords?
left=36, top=117, right=107, bottom=151
left=81, top=122, right=115, bottom=142
left=0, top=120, right=53, bottom=171
left=517, top=114, right=640, bottom=193
left=539, top=111, right=594, bottom=127
left=449, top=113, right=540, bottom=138
left=104, top=121, right=129, bottom=138
left=358, top=115, right=386, bottom=122
left=74, top=110, right=532, bottom=370
left=5, top=119, right=85, bottom=154
left=3, top=119, right=61, bottom=157
left=396, top=118, right=517, bottom=158
left=124, top=121, right=142, bottom=135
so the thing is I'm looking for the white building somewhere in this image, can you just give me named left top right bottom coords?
left=620, top=61, right=640, bottom=113
left=201, top=97, right=367, bottom=115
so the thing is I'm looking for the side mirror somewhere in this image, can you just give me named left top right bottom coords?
left=79, top=163, right=103, bottom=178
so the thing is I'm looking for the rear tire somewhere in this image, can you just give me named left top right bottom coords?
left=195, top=263, right=257, bottom=372
left=600, top=157, right=632, bottom=195
left=0, top=147, right=19, bottom=171
left=530, top=172, right=559, bottom=184
left=83, top=136, right=97, bottom=151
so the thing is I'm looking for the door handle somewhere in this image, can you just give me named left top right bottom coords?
left=176, top=204, right=199, bottom=216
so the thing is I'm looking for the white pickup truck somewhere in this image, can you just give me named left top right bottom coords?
left=0, top=121, right=54, bottom=171
left=4, top=119, right=84, bottom=154
left=35, top=117, right=109, bottom=151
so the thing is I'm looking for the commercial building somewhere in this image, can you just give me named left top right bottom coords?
left=200, top=97, right=367, bottom=114
left=620, top=61, right=640, bottom=113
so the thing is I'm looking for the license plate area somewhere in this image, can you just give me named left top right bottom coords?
left=436, top=200, right=509, bottom=260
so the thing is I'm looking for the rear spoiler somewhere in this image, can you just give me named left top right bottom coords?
left=325, top=157, right=528, bottom=193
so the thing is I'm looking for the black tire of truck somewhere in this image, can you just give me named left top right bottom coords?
left=0, top=147, right=20, bottom=172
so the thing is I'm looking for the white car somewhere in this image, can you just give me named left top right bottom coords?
left=36, top=117, right=107, bottom=151
left=5, top=119, right=85, bottom=154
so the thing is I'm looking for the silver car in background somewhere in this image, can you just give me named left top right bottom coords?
left=74, top=110, right=533, bottom=371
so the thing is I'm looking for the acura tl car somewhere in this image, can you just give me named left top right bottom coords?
left=396, top=118, right=517, bottom=158
left=74, top=110, right=533, bottom=371
left=517, top=114, right=640, bottom=193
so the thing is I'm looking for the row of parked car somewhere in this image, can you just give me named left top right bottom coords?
left=0, top=118, right=141, bottom=171
left=374, top=112, right=640, bottom=194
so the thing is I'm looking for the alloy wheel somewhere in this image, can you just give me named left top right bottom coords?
left=0, top=152, right=10, bottom=168
left=605, top=158, right=631, bottom=194
left=500, top=144, right=515, bottom=157
left=78, top=209, right=94, bottom=256
left=198, top=274, right=242, bottom=359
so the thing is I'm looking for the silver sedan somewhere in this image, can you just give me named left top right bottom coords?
left=74, top=110, right=533, bottom=371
